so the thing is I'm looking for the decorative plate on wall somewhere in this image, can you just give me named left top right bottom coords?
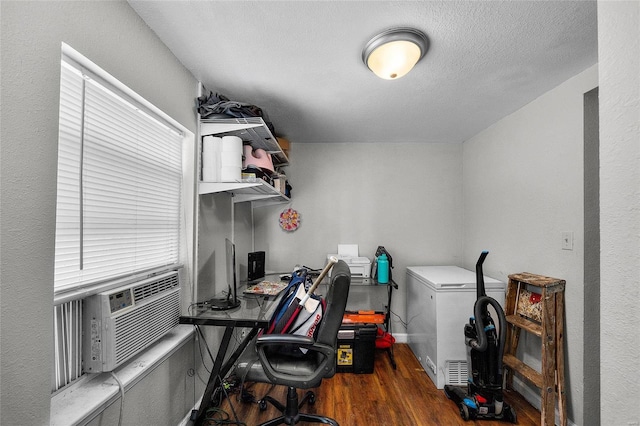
left=279, top=208, right=300, bottom=232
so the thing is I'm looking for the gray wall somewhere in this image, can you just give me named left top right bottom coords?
left=1, top=1, right=199, bottom=425
left=254, top=142, right=464, bottom=325
left=598, top=1, right=640, bottom=424
left=197, top=192, right=254, bottom=301
left=463, top=65, right=597, bottom=425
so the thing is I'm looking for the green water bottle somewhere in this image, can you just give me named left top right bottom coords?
left=377, top=253, right=389, bottom=284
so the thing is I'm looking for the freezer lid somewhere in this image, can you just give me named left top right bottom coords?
left=406, top=266, right=504, bottom=289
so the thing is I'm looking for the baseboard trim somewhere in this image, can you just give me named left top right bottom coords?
left=391, top=332, right=408, bottom=343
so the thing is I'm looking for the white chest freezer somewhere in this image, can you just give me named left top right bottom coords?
left=406, top=266, right=505, bottom=389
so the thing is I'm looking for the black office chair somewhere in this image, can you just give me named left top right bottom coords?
left=235, top=260, right=351, bottom=426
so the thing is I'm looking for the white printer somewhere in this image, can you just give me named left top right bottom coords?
left=327, top=244, right=371, bottom=277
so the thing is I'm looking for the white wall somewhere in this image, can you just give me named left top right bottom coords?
left=0, top=2, right=199, bottom=425
left=598, top=1, right=640, bottom=424
left=197, top=192, right=254, bottom=301
left=254, top=142, right=463, bottom=334
left=462, top=65, right=597, bottom=425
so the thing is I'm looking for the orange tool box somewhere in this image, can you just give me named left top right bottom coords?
left=342, top=310, right=385, bottom=324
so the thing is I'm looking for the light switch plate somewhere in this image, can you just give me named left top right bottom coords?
left=562, top=232, right=574, bottom=250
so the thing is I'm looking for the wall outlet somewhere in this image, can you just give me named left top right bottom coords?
left=562, top=231, right=574, bottom=250
left=425, top=356, right=436, bottom=374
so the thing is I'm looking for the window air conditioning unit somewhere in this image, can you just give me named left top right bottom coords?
left=83, top=270, right=181, bottom=373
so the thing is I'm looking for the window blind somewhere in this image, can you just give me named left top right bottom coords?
left=54, top=55, right=183, bottom=290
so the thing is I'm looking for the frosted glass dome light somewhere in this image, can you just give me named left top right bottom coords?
left=362, top=28, right=429, bottom=80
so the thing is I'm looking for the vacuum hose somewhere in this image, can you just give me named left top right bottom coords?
left=470, top=295, right=507, bottom=375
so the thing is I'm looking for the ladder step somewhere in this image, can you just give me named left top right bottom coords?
left=503, top=354, right=543, bottom=389
left=506, top=314, right=542, bottom=337
left=508, top=272, right=566, bottom=291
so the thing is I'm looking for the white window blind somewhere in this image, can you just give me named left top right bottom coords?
left=54, top=52, right=183, bottom=291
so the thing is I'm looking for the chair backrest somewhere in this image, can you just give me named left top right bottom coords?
left=315, top=260, right=351, bottom=348
left=247, top=260, right=351, bottom=388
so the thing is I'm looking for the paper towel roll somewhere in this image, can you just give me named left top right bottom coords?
left=204, top=136, right=222, bottom=153
left=220, top=151, right=242, bottom=168
left=202, top=162, right=216, bottom=182
left=221, top=135, right=243, bottom=152
left=202, top=136, right=221, bottom=181
left=220, top=166, right=241, bottom=182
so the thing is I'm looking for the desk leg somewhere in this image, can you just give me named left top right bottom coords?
left=385, top=319, right=397, bottom=370
left=219, top=328, right=259, bottom=379
left=385, top=284, right=397, bottom=370
left=194, top=327, right=261, bottom=426
left=195, top=326, right=234, bottom=426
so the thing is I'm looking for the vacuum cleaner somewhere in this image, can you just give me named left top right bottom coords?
left=444, top=251, right=517, bottom=423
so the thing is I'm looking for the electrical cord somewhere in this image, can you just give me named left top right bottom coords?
left=215, top=374, right=245, bottom=425
left=390, top=309, right=408, bottom=329
left=192, top=332, right=198, bottom=421
left=188, top=302, right=204, bottom=313
left=193, top=325, right=248, bottom=425
left=204, top=407, right=246, bottom=426
left=196, top=325, right=216, bottom=363
left=201, top=374, right=248, bottom=425
left=193, top=324, right=246, bottom=381
left=110, top=371, right=125, bottom=426
left=195, top=325, right=214, bottom=374
left=236, top=358, right=257, bottom=405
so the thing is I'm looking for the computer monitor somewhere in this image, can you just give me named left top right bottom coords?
left=209, top=238, right=241, bottom=310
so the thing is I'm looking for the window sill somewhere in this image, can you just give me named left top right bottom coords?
left=50, top=325, right=194, bottom=426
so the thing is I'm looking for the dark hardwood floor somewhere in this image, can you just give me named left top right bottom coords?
left=213, top=344, right=541, bottom=425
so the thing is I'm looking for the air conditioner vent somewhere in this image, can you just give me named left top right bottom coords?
left=132, top=273, right=180, bottom=303
left=114, top=290, right=180, bottom=364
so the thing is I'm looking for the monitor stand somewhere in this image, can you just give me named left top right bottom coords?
left=208, top=293, right=241, bottom=311
left=211, top=238, right=241, bottom=311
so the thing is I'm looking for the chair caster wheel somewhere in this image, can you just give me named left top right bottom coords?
left=258, top=399, right=267, bottom=411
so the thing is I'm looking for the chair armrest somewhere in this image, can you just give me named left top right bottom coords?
left=256, top=334, right=314, bottom=346
left=255, top=336, right=335, bottom=386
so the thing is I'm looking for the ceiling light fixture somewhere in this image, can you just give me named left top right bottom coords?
left=362, top=28, right=429, bottom=80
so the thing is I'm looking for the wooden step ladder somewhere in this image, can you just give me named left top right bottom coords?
left=503, top=272, right=566, bottom=426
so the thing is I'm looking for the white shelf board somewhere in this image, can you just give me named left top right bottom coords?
left=200, top=117, right=289, bottom=166
left=198, top=179, right=289, bottom=206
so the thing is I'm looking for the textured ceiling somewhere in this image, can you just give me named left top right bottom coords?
left=128, top=0, right=598, bottom=144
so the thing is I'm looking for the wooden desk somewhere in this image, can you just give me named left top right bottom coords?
left=180, top=292, right=282, bottom=425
